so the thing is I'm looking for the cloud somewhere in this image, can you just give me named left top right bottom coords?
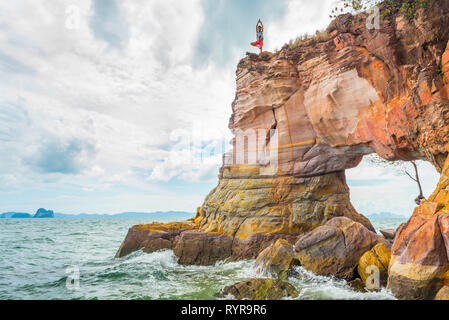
left=266, top=0, right=335, bottom=50
left=26, top=138, right=97, bottom=174
left=193, top=0, right=287, bottom=66
left=90, top=0, right=129, bottom=48
left=0, top=0, right=236, bottom=212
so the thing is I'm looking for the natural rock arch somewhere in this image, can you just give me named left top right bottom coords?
left=116, top=0, right=449, bottom=300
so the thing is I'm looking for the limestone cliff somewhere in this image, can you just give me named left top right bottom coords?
left=116, top=0, right=449, bottom=299
left=196, top=0, right=449, bottom=239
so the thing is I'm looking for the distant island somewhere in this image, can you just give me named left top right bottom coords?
left=0, top=208, right=54, bottom=219
left=366, top=212, right=406, bottom=219
left=0, top=209, right=194, bottom=219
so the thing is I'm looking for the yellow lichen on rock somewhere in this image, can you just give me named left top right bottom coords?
left=133, top=221, right=197, bottom=232
left=195, top=166, right=374, bottom=240
left=435, top=286, right=449, bottom=300
left=255, top=239, right=298, bottom=280
left=358, top=243, right=391, bottom=288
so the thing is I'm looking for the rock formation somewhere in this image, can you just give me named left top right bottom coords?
left=195, top=0, right=449, bottom=241
left=116, top=0, right=449, bottom=299
left=388, top=152, right=449, bottom=299
left=358, top=243, right=391, bottom=288
left=255, top=239, right=299, bottom=280
left=33, top=208, right=54, bottom=218
left=216, top=278, right=298, bottom=300
left=293, top=217, right=388, bottom=279
left=380, top=228, right=396, bottom=240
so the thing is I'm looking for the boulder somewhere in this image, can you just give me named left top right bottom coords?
left=348, top=278, right=366, bottom=293
left=217, top=278, right=298, bottom=300
left=435, top=286, right=449, bottom=300
left=358, top=243, right=391, bottom=289
left=254, top=239, right=299, bottom=280
left=116, top=220, right=301, bottom=265
left=173, top=230, right=234, bottom=265
left=114, top=221, right=196, bottom=258
left=294, top=217, right=389, bottom=279
left=380, top=228, right=396, bottom=240
left=388, top=212, right=449, bottom=299
left=230, top=233, right=299, bottom=261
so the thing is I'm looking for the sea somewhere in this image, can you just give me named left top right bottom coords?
left=0, top=215, right=404, bottom=300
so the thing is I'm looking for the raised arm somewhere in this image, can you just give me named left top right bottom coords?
left=256, top=19, right=263, bottom=33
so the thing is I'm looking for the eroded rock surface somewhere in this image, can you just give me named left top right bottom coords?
left=255, top=239, right=299, bottom=280
left=196, top=168, right=374, bottom=240
left=116, top=220, right=299, bottom=265
left=217, top=278, right=298, bottom=300
left=115, top=2, right=449, bottom=298
left=388, top=153, right=449, bottom=299
left=115, top=221, right=196, bottom=258
left=294, top=217, right=389, bottom=279
left=195, top=0, right=449, bottom=240
left=386, top=140, right=449, bottom=301
left=358, top=243, right=391, bottom=288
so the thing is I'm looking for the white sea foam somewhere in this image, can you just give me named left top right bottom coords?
left=0, top=218, right=401, bottom=300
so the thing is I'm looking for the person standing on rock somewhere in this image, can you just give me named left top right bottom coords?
left=250, top=19, right=264, bottom=54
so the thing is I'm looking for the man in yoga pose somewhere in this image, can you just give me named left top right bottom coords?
left=250, top=20, right=263, bottom=53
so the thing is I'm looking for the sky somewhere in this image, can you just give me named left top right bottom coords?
left=0, top=0, right=440, bottom=216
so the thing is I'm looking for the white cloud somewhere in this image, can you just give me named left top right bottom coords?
left=266, top=0, right=335, bottom=51
left=0, top=0, right=234, bottom=200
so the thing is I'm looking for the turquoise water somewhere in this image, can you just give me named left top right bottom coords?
left=0, top=216, right=405, bottom=300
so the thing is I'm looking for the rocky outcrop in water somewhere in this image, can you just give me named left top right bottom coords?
left=293, top=217, right=388, bottom=279
left=33, top=208, right=54, bottom=218
left=114, top=221, right=196, bottom=258
left=358, top=243, right=391, bottom=288
left=216, top=278, right=298, bottom=300
left=254, top=239, right=299, bottom=280
left=115, top=219, right=299, bottom=265
left=194, top=0, right=449, bottom=241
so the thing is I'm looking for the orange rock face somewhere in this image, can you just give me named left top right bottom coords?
left=197, top=1, right=449, bottom=239
left=222, top=10, right=449, bottom=178
left=388, top=147, right=449, bottom=299
left=116, top=3, right=449, bottom=285
left=293, top=217, right=388, bottom=279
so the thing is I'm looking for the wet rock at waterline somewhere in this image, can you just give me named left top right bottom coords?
left=294, top=217, right=389, bottom=279
left=115, top=221, right=197, bottom=258
left=216, top=278, right=298, bottom=300
left=254, top=239, right=300, bottom=280
left=380, top=229, right=396, bottom=240
left=116, top=221, right=300, bottom=265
